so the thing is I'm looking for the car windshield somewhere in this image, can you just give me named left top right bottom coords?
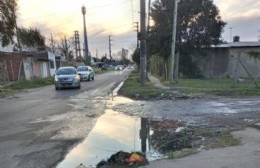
left=77, top=67, right=88, bottom=72
left=56, top=68, right=77, bottom=75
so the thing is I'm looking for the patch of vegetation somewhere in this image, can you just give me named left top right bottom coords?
left=118, top=70, right=167, bottom=99
left=162, top=78, right=260, bottom=96
left=0, top=77, right=54, bottom=98
left=249, top=124, right=260, bottom=130
left=206, top=132, right=240, bottom=149
left=0, top=88, right=14, bottom=98
left=167, top=148, right=198, bottom=159
left=5, top=77, right=54, bottom=90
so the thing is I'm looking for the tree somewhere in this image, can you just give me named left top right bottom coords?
left=149, top=0, right=226, bottom=78
left=0, top=0, right=17, bottom=47
left=132, top=48, right=140, bottom=68
left=57, top=35, right=74, bottom=61
left=16, top=27, right=45, bottom=50
left=48, top=33, right=75, bottom=62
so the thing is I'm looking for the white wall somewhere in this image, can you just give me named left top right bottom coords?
left=0, top=44, right=13, bottom=52
left=47, top=51, right=57, bottom=76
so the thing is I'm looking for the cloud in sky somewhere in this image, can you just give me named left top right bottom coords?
left=16, top=0, right=260, bottom=56
left=214, top=0, right=260, bottom=41
left=17, top=0, right=139, bottom=57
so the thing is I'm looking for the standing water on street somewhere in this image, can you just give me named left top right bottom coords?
left=57, top=110, right=164, bottom=168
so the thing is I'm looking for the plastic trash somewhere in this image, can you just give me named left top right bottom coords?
left=175, top=127, right=186, bottom=133
left=96, top=151, right=147, bottom=167
left=126, top=153, right=145, bottom=163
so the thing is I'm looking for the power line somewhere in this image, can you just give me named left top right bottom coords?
left=130, top=0, right=134, bottom=23
left=17, top=13, right=60, bottom=21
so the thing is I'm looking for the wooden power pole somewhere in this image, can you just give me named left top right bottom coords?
left=140, top=0, right=147, bottom=86
left=169, top=0, right=178, bottom=84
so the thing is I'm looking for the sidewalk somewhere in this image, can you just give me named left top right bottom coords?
left=148, top=74, right=170, bottom=90
left=141, top=127, right=260, bottom=168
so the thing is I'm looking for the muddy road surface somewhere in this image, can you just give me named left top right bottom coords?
left=0, top=69, right=259, bottom=168
left=0, top=70, right=131, bottom=168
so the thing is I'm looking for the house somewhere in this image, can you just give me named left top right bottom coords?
left=197, top=40, right=260, bottom=78
left=24, top=50, right=56, bottom=79
left=0, top=49, right=58, bottom=83
left=0, top=52, right=24, bottom=82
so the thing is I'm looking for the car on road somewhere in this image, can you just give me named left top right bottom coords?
left=54, top=67, right=81, bottom=90
left=77, top=66, right=95, bottom=81
left=115, top=65, right=124, bottom=71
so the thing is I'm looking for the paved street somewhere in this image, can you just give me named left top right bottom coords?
left=0, top=70, right=131, bottom=168
left=0, top=69, right=259, bottom=168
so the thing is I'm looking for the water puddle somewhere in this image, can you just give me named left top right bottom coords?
left=57, top=109, right=205, bottom=168
left=57, top=110, right=165, bottom=168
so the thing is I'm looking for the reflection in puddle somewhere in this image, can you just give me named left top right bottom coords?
left=57, top=110, right=164, bottom=168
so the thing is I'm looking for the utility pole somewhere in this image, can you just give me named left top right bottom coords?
left=147, top=0, right=151, bottom=74
left=140, top=0, right=147, bottom=86
left=134, top=22, right=139, bottom=48
left=82, top=6, right=89, bottom=60
left=14, top=12, right=24, bottom=81
left=229, top=27, right=233, bottom=43
left=109, top=35, right=112, bottom=60
left=50, top=33, right=55, bottom=53
left=147, top=0, right=151, bottom=33
left=169, top=0, right=178, bottom=84
left=74, top=30, right=81, bottom=59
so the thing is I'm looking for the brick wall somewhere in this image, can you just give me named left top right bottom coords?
left=0, top=53, right=23, bottom=81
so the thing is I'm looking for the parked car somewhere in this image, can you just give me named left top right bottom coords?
left=54, top=67, right=81, bottom=90
left=77, top=66, right=95, bottom=81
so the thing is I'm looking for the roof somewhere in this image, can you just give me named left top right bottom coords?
left=213, top=41, right=260, bottom=48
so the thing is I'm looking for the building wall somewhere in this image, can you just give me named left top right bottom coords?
left=197, top=47, right=260, bottom=78
left=227, top=47, right=260, bottom=78
left=1, top=51, right=56, bottom=82
left=0, top=53, right=23, bottom=81
left=41, top=62, right=49, bottom=77
left=32, top=61, right=41, bottom=77
left=47, top=51, right=57, bottom=76
left=196, top=48, right=229, bottom=78
left=23, top=57, right=32, bottom=80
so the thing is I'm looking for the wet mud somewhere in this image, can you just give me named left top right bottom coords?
left=56, top=95, right=260, bottom=168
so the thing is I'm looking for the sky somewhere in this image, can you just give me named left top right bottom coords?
left=16, top=0, right=260, bottom=58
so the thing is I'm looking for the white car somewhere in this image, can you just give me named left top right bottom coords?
left=77, top=66, right=95, bottom=81
left=115, top=65, right=124, bottom=71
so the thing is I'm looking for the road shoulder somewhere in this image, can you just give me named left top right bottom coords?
left=141, top=126, right=260, bottom=168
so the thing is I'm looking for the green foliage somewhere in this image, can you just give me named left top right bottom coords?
left=119, top=57, right=132, bottom=65
left=150, top=54, right=167, bottom=79
left=0, top=0, right=17, bottom=47
left=148, top=0, right=226, bottom=78
left=0, top=77, right=54, bottom=98
left=248, top=51, right=260, bottom=60
left=17, top=27, right=45, bottom=49
left=132, top=48, right=140, bottom=68
left=5, top=77, right=54, bottom=90
left=165, top=78, right=260, bottom=96
left=118, top=70, right=165, bottom=99
left=167, top=149, right=197, bottom=159
left=207, top=132, right=240, bottom=149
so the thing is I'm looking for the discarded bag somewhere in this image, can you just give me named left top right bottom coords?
left=96, top=151, right=147, bottom=168
left=126, top=153, right=145, bottom=163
